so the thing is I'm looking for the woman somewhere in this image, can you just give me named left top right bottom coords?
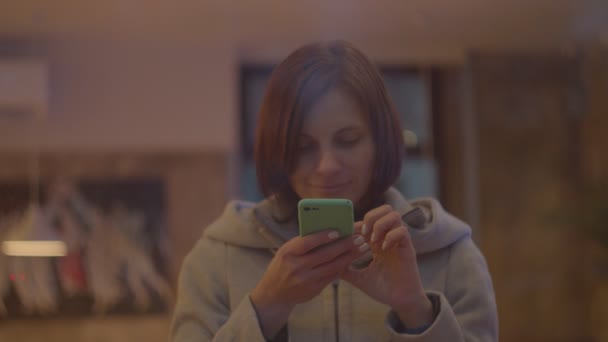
left=170, top=40, right=498, bottom=341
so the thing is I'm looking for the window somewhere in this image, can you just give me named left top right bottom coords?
left=239, top=65, right=438, bottom=202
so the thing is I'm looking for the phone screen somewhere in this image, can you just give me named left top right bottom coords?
left=297, top=198, right=354, bottom=238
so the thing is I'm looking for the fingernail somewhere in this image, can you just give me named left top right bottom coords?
left=381, top=240, right=388, bottom=251
left=328, top=231, right=339, bottom=239
left=370, top=232, right=376, bottom=243
left=359, top=243, right=370, bottom=253
left=353, top=235, right=365, bottom=246
left=362, top=224, right=368, bottom=235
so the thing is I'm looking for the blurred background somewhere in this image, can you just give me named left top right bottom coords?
left=0, top=0, right=607, bottom=341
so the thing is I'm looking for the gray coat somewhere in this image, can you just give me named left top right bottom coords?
left=170, top=188, right=498, bottom=341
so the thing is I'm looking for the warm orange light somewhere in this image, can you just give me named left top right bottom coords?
left=1, top=240, right=67, bottom=257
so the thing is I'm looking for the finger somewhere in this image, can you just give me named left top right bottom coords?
left=349, top=248, right=373, bottom=270
left=369, top=210, right=402, bottom=245
left=380, top=226, right=410, bottom=251
left=362, top=205, right=393, bottom=238
left=288, top=229, right=341, bottom=255
left=340, top=258, right=367, bottom=283
left=308, top=246, right=360, bottom=280
left=303, top=234, right=368, bottom=268
left=353, top=221, right=364, bottom=235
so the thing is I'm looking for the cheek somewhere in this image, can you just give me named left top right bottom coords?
left=291, top=155, right=313, bottom=177
left=289, top=158, right=312, bottom=187
left=352, top=142, right=375, bottom=170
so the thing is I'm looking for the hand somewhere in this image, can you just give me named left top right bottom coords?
left=251, top=230, right=368, bottom=338
left=341, top=205, right=434, bottom=328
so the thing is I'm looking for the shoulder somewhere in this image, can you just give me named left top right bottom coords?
left=201, top=200, right=277, bottom=248
left=181, top=234, right=228, bottom=278
left=204, top=200, right=257, bottom=236
left=443, top=236, right=495, bottom=300
left=182, top=199, right=258, bottom=271
left=448, top=236, right=489, bottom=269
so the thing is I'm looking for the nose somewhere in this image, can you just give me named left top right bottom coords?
left=316, top=147, right=341, bottom=174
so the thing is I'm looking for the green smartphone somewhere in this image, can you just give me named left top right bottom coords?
left=298, top=198, right=354, bottom=238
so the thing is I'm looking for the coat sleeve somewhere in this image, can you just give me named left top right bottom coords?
left=385, top=237, right=499, bottom=341
left=169, top=237, right=267, bottom=342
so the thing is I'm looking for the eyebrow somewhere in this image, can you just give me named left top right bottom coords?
left=335, top=125, right=363, bottom=134
left=299, top=125, right=363, bottom=138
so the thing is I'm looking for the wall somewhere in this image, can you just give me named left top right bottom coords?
left=580, top=45, right=608, bottom=182
left=470, top=52, right=592, bottom=341
left=0, top=38, right=238, bottom=153
left=580, top=45, right=608, bottom=341
left=0, top=36, right=463, bottom=154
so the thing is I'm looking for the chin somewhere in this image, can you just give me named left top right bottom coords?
left=313, top=190, right=357, bottom=201
left=295, top=182, right=363, bottom=202
left=313, top=192, right=347, bottom=199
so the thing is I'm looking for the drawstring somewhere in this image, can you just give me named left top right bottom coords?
left=255, top=225, right=283, bottom=255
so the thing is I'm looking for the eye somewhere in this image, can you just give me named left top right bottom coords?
left=296, top=138, right=315, bottom=152
left=337, top=138, right=359, bottom=147
left=335, top=132, right=362, bottom=147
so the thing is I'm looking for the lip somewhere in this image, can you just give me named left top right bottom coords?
left=311, top=182, right=350, bottom=192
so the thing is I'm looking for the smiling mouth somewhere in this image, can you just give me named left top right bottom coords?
left=312, top=182, right=350, bottom=192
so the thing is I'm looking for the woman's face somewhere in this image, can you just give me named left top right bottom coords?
left=289, top=88, right=375, bottom=207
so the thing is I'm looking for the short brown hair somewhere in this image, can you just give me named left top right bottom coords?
left=254, top=40, right=405, bottom=207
